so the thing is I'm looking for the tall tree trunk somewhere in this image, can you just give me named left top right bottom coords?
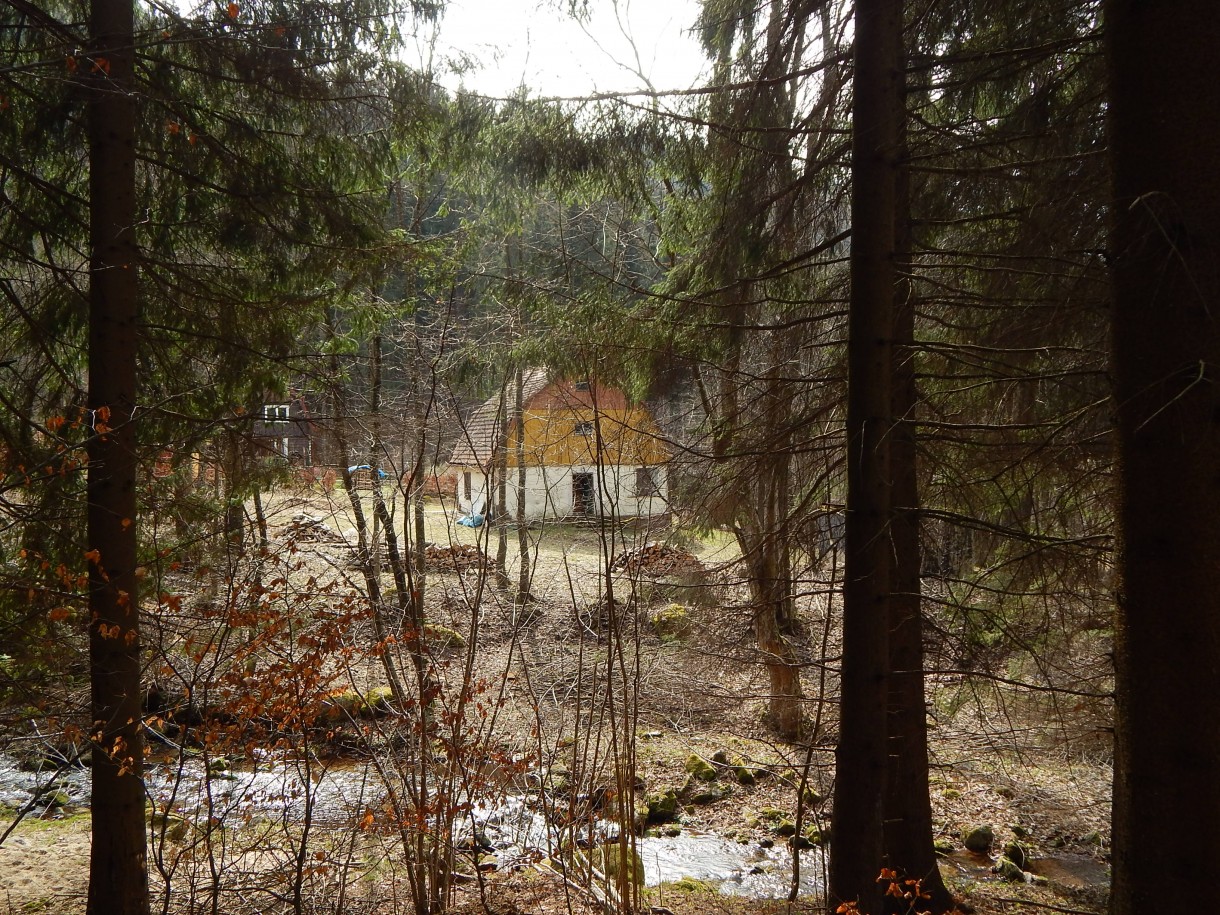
left=369, top=332, right=383, bottom=578
left=745, top=349, right=803, bottom=739
left=493, top=383, right=510, bottom=591
left=409, top=364, right=428, bottom=611
left=751, top=569, right=803, bottom=738
left=883, top=105, right=952, bottom=907
left=1107, top=3, right=1220, bottom=913
left=831, top=0, right=902, bottom=909
left=87, top=1, right=149, bottom=913
left=373, top=491, right=436, bottom=737
left=252, top=486, right=269, bottom=550
left=737, top=521, right=804, bottom=739
left=513, top=367, right=531, bottom=605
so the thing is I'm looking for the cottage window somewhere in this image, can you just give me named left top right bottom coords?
left=263, top=403, right=290, bottom=427
left=574, top=379, right=591, bottom=392
left=635, top=466, right=660, bottom=496
left=573, top=421, right=594, bottom=436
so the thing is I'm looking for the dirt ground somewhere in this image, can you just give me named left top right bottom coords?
left=0, top=485, right=1112, bottom=915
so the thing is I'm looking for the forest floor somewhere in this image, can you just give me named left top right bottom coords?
left=0, top=484, right=1113, bottom=915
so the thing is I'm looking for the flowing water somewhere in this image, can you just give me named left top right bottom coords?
left=3, top=754, right=1110, bottom=898
left=464, top=794, right=825, bottom=896
left=1, top=753, right=823, bottom=898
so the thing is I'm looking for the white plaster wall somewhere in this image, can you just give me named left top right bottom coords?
left=455, top=464, right=668, bottom=521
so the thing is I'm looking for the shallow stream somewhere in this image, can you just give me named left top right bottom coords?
left=0, top=753, right=823, bottom=898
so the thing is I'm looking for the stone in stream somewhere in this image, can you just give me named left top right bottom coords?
left=961, top=824, right=994, bottom=852
left=646, top=788, right=680, bottom=824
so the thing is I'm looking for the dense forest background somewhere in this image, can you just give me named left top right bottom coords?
left=0, top=1, right=1216, bottom=914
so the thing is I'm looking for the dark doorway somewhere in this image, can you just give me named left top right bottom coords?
left=572, top=472, right=595, bottom=516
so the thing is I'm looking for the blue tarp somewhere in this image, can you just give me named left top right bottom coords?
left=457, top=513, right=485, bottom=528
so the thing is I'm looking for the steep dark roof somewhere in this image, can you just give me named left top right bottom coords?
left=449, top=368, right=549, bottom=469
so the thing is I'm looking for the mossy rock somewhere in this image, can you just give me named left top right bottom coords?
left=423, top=623, right=466, bottom=650
left=544, top=764, right=572, bottom=795
left=779, top=776, right=822, bottom=808
left=933, top=837, right=956, bottom=856
left=42, top=789, right=71, bottom=809
left=774, top=820, right=798, bottom=837
left=690, top=782, right=731, bottom=805
left=360, top=686, right=395, bottom=717
left=645, top=789, right=679, bottom=824
left=206, top=756, right=231, bottom=774
left=149, top=811, right=191, bottom=842
left=731, top=757, right=755, bottom=785
left=650, top=604, right=691, bottom=641
left=633, top=800, right=651, bottom=831
left=799, top=786, right=823, bottom=807
left=1003, top=841, right=1031, bottom=870
left=321, top=691, right=363, bottom=722
left=791, top=833, right=817, bottom=850
left=992, top=856, right=1026, bottom=882
left=684, top=754, right=717, bottom=781
left=710, top=749, right=730, bottom=765
left=668, top=876, right=716, bottom=894
left=758, top=807, right=786, bottom=823
left=942, top=788, right=962, bottom=800
left=961, top=824, right=994, bottom=852
left=589, top=845, right=644, bottom=887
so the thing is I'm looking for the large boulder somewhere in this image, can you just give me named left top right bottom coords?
left=1003, top=840, right=1031, bottom=870
left=961, top=824, right=994, bottom=853
left=684, top=754, right=717, bottom=781
left=689, top=782, right=731, bottom=805
left=993, top=856, right=1026, bottom=882
left=589, top=845, right=644, bottom=887
left=650, top=604, right=691, bottom=641
left=645, top=788, right=679, bottom=824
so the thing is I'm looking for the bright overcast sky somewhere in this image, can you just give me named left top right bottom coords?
left=412, top=0, right=710, bottom=99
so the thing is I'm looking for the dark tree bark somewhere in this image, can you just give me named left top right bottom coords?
left=1107, top=3, right=1220, bottom=913
left=831, top=0, right=903, bottom=909
left=883, top=119, right=952, bottom=908
left=86, top=1, right=150, bottom=913
left=738, top=346, right=803, bottom=740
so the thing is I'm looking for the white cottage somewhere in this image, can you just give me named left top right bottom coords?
left=448, top=369, right=670, bottom=521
